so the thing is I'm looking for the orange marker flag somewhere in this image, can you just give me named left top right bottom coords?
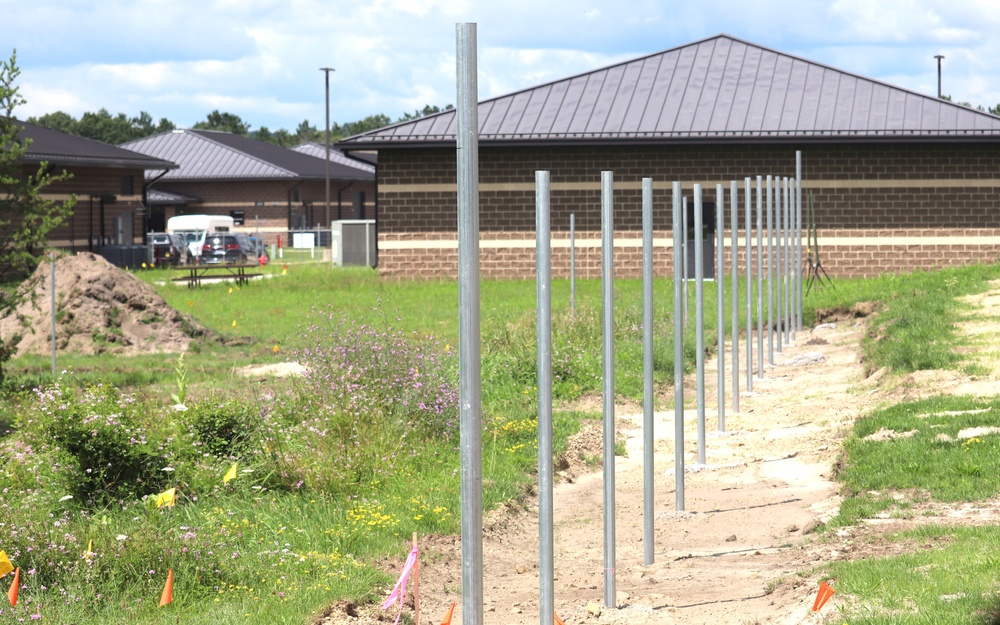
left=7, top=567, right=20, bottom=607
left=439, top=601, right=456, bottom=625
left=812, top=580, right=835, bottom=611
left=159, top=569, right=173, bottom=607
left=554, top=612, right=566, bottom=625
left=0, top=551, right=12, bottom=578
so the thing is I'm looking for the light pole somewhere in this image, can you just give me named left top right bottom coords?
left=320, top=67, right=335, bottom=230
left=934, top=55, right=944, bottom=99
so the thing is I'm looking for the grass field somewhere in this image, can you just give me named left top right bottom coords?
left=2, top=259, right=1000, bottom=623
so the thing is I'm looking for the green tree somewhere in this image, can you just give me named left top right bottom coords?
left=27, top=110, right=78, bottom=135
left=193, top=110, right=251, bottom=135
left=0, top=50, right=76, bottom=381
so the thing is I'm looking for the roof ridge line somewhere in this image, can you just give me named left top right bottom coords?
left=186, top=129, right=299, bottom=178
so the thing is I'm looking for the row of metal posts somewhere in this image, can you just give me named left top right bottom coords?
left=459, top=24, right=807, bottom=625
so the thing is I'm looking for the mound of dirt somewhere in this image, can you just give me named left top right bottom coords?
left=0, top=252, right=213, bottom=356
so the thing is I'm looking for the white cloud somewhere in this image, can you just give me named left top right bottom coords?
left=6, top=0, right=1000, bottom=134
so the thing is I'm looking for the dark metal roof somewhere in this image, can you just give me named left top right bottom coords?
left=12, top=120, right=178, bottom=170
left=338, top=34, right=1000, bottom=149
left=121, top=129, right=375, bottom=182
left=290, top=142, right=377, bottom=173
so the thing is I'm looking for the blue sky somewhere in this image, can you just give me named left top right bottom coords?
left=5, top=0, right=1000, bottom=134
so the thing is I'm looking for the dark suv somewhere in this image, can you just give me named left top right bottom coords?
left=201, top=234, right=255, bottom=264
left=150, top=232, right=189, bottom=266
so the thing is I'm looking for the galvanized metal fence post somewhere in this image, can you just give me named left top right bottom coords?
left=535, top=171, right=553, bottom=625
left=775, top=176, right=783, bottom=353
left=756, top=176, right=763, bottom=379
left=682, top=196, right=689, bottom=326
left=796, top=151, right=804, bottom=332
left=784, top=177, right=791, bottom=346
left=570, top=213, right=576, bottom=317
left=672, top=181, right=685, bottom=509
left=455, top=22, right=483, bottom=625
left=641, top=178, right=654, bottom=566
left=600, top=171, right=616, bottom=608
left=744, top=177, right=752, bottom=391
left=694, top=184, right=706, bottom=465
left=730, top=181, right=739, bottom=414
left=766, top=175, right=774, bottom=365
left=50, top=252, right=57, bottom=374
left=716, top=184, right=725, bottom=432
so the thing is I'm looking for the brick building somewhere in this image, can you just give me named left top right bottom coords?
left=121, top=130, right=376, bottom=244
left=15, top=121, right=176, bottom=252
left=338, top=34, right=1000, bottom=279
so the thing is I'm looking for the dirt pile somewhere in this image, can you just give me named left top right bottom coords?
left=0, top=252, right=212, bottom=356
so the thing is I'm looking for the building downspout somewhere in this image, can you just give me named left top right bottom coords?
left=373, top=162, right=378, bottom=267
left=142, top=170, right=169, bottom=244
left=286, top=180, right=304, bottom=231
left=336, top=181, right=354, bottom=222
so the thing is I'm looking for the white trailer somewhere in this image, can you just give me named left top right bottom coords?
left=166, top=215, right=235, bottom=260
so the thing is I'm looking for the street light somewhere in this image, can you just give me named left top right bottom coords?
left=320, top=67, right=335, bottom=230
left=934, top=55, right=944, bottom=99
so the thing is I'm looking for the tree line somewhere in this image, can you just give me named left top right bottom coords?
left=26, top=104, right=453, bottom=147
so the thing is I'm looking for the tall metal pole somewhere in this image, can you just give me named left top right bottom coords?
left=455, top=24, right=483, bottom=625
left=935, top=55, right=945, bottom=99
left=682, top=196, right=689, bottom=326
left=50, top=252, right=56, bottom=374
left=756, top=176, right=764, bottom=378
left=796, top=151, right=804, bottom=332
left=774, top=176, right=786, bottom=354
left=672, top=181, right=685, bottom=509
left=600, top=171, right=616, bottom=608
left=744, top=177, right=752, bottom=391
left=716, top=184, right=725, bottom=432
left=694, top=184, right=706, bottom=465
left=766, top=175, right=774, bottom=365
left=320, top=67, right=335, bottom=229
left=641, top=178, right=654, bottom=566
left=570, top=213, right=576, bottom=316
left=784, top=177, right=791, bottom=346
left=729, top=180, right=739, bottom=414
left=535, top=171, right=553, bottom=625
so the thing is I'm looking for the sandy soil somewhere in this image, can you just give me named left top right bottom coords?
left=319, top=279, right=1000, bottom=625
left=0, top=253, right=212, bottom=356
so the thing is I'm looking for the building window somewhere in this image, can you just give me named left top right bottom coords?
left=121, top=175, right=134, bottom=196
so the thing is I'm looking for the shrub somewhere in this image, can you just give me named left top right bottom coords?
left=35, top=383, right=168, bottom=506
left=184, top=399, right=260, bottom=457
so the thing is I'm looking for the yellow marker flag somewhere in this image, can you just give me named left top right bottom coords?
left=0, top=551, right=12, bottom=578
left=223, top=462, right=238, bottom=485
left=156, top=487, right=177, bottom=508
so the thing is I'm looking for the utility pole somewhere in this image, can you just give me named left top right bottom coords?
left=934, top=55, right=944, bottom=99
left=320, top=67, right=335, bottom=230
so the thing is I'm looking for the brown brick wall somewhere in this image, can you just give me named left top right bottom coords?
left=375, top=142, right=1000, bottom=278
left=32, top=165, right=147, bottom=250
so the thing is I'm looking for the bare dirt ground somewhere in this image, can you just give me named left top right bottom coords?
left=320, top=280, right=1000, bottom=625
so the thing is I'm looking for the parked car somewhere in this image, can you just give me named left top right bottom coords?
left=201, top=234, right=253, bottom=264
left=149, top=232, right=189, bottom=266
left=249, top=236, right=270, bottom=265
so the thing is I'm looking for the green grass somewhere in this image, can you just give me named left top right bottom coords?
left=5, top=259, right=1000, bottom=624
left=804, top=263, right=1000, bottom=375
left=825, top=525, right=1000, bottom=624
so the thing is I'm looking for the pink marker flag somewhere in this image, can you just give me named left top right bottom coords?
left=382, top=545, right=419, bottom=625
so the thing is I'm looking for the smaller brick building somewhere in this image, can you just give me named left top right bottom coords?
left=339, top=34, right=1000, bottom=279
left=122, top=130, right=376, bottom=245
left=15, top=121, right=177, bottom=252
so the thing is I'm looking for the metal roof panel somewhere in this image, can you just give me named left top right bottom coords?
left=337, top=34, right=1000, bottom=148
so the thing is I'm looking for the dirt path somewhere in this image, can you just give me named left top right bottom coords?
left=324, top=279, right=1000, bottom=625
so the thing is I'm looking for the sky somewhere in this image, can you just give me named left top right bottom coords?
left=5, top=0, right=1000, bottom=135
